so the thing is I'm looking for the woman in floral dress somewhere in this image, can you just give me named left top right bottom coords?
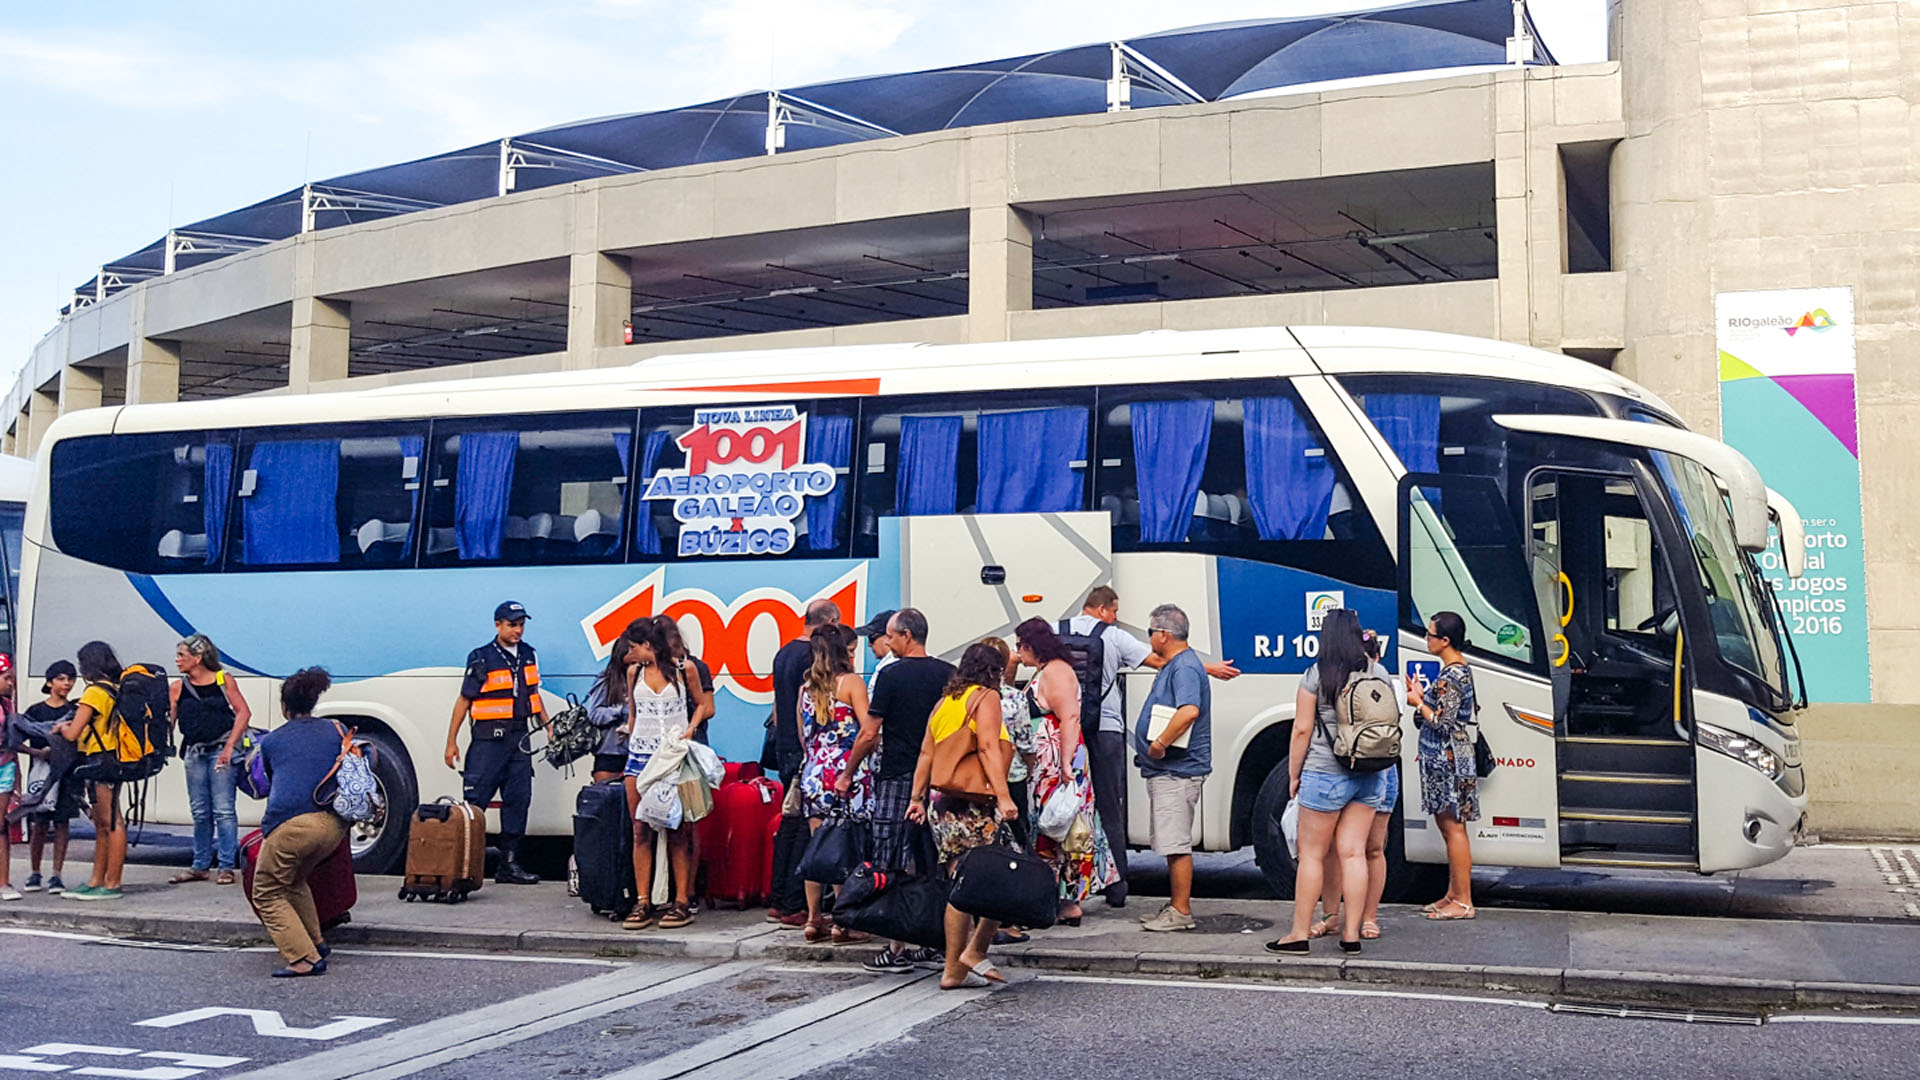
left=1014, top=618, right=1119, bottom=924
left=799, top=623, right=873, bottom=943
left=1408, top=610, right=1479, bottom=921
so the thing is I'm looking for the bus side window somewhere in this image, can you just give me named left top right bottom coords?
left=48, top=430, right=236, bottom=574
left=1335, top=374, right=1601, bottom=484
left=232, top=425, right=429, bottom=570
left=855, top=392, right=1093, bottom=557
left=424, top=413, right=637, bottom=568
left=1095, top=384, right=1392, bottom=589
left=634, top=402, right=857, bottom=561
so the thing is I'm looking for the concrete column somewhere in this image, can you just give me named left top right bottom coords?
left=3, top=425, right=15, bottom=456
left=58, top=364, right=103, bottom=416
left=967, top=204, right=1034, bottom=343
left=566, top=251, right=632, bottom=370
left=24, top=388, right=58, bottom=458
left=126, top=336, right=182, bottom=405
left=289, top=296, right=352, bottom=393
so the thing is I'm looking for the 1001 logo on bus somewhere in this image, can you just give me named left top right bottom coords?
left=579, top=565, right=866, bottom=703
left=641, top=403, right=837, bottom=557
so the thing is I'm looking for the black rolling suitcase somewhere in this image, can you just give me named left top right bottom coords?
left=574, top=780, right=635, bottom=918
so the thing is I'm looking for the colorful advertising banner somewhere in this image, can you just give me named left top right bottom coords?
left=1716, top=287, right=1868, bottom=702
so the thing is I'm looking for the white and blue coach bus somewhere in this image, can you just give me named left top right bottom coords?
left=19, top=327, right=1808, bottom=892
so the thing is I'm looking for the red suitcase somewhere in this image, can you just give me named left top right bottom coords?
left=697, top=773, right=782, bottom=908
left=240, top=828, right=358, bottom=930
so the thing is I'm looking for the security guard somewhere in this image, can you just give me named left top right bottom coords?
left=443, top=600, right=545, bottom=885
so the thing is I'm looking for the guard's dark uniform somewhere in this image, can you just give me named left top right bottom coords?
left=460, top=639, right=544, bottom=840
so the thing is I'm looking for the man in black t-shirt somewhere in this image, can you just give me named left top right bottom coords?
left=765, top=598, right=839, bottom=922
left=850, top=608, right=954, bottom=974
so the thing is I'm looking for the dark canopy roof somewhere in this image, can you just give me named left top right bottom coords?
left=71, top=0, right=1550, bottom=305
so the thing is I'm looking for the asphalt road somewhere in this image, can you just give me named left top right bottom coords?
left=4, top=928, right=1915, bottom=1080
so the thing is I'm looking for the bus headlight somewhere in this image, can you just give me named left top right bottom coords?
left=1698, top=723, right=1784, bottom=782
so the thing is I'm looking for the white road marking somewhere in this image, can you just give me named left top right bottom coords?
left=0, top=928, right=235, bottom=951
left=234, top=946, right=622, bottom=967
left=1035, top=973, right=1551, bottom=1010
left=1769, top=1014, right=1920, bottom=1027
left=135, top=1010, right=393, bottom=1042
left=3, top=1046, right=249, bottom=1079
left=229, top=961, right=753, bottom=1080
left=594, top=972, right=983, bottom=1080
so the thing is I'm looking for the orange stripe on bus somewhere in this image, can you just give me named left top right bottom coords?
left=671, top=377, right=881, bottom=396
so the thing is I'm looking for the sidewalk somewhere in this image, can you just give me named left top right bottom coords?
left=4, top=861, right=1918, bottom=1011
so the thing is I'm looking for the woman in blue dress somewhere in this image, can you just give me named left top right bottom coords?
left=1407, top=610, right=1479, bottom=921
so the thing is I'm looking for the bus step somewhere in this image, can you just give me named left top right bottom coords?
left=1559, top=808, right=1694, bottom=856
left=1557, top=736, right=1692, bottom=776
left=1558, top=771, right=1693, bottom=814
left=1560, top=851, right=1699, bottom=871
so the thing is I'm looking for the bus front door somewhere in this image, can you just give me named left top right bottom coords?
left=1398, top=474, right=1562, bottom=870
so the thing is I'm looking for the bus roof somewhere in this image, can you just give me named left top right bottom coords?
left=75, top=327, right=1677, bottom=437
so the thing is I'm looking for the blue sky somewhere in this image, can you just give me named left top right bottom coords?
left=0, top=1, right=1606, bottom=381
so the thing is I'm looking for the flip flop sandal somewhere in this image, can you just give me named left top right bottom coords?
left=169, top=871, right=210, bottom=884
left=970, top=959, right=1006, bottom=984
left=1308, top=914, right=1340, bottom=939
left=830, top=926, right=870, bottom=945
left=214, top=871, right=236, bottom=886
left=804, top=919, right=831, bottom=943
left=1425, top=900, right=1476, bottom=921
left=1360, top=921, right=1382, bottom=940
left=942, top=971, right=991, bottom=990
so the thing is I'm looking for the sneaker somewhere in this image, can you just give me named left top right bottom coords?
left=73, top=887, right=123, bottom=902
left=902, top=945, right=945, bottom=971
left=1139, top=902, right=1173, bottom=924
left=862, top=949, right=917, bottom=975
left=0, top=887, right=21, bottom=902
left=46, top=876, right=65, bottom=895
left=63, top=884, right=97, bottom=900
left=1141, top=906, right=1197, bottom=933
left=22, top=874, right=42, bottom=893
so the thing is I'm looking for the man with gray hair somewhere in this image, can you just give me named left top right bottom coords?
left=1133, top=603, right=1211, bottom=933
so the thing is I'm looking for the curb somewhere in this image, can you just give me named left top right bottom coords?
left=7, top=906, right=1919, bottom=1012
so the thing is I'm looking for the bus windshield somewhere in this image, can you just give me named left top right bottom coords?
left=1652, top=452, right=1786, bottom=699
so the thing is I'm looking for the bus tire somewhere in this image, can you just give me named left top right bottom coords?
left=348, top=729, right=416, bottom=876
left=1250, top=759, right=1298, bottom=900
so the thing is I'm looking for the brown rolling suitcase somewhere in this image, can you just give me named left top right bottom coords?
left=398, top=797, right=487, bottom=902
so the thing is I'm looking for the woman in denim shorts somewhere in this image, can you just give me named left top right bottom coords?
left=1267, top=609, right=1393, bottom=956
left=1314, top=629, right=1399, bottom=942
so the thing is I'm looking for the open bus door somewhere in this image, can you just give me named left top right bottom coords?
left=1398, top=473, right=1562, bottom=869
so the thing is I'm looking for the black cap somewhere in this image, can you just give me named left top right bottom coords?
left=494, top=601, right=531, bottom=623
left=858, top=610, right=897, bottom=639
left=42, top=659, right=76, bottom=694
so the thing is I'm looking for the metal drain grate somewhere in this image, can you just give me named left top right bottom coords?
left=1549, top=1001, right=1764, bottom=1026
left=1189, top=913, right=1274, bottom=935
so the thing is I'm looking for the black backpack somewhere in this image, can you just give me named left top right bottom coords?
left=1054, top=620, right=1110, bottom=730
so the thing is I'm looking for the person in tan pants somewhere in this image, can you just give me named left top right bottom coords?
left=251, top=668, right=347, bottom=977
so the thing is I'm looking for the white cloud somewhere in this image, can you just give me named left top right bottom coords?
left=0, top=28, right=232, bottom=109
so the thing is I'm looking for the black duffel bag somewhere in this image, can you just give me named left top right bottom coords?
left=797, top=813, right=871, bottom=885
left=833, top=826, right=948, bottom=950
left=948, top=834, right=1058, bottom=930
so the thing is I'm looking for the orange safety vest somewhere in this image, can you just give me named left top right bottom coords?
left=464, top=641, right=545, bottom=737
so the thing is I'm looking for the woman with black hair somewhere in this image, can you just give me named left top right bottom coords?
left=621, top=618, right=708, bottom=932
left=1409, top=610, right=1479, bottom=921
left=1014, top=617, right=1118, bottom=924
left=1268, top=608, right=1393, bottom=955
left=904, top=641, right=1018, bottom=989
left=55, top=641, right=128, bottom=902
left=252, top=667, right=346, bottom=976
left=587, top=628, right=645, bottom=783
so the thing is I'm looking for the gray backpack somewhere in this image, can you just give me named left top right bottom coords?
left=1320, top=669, right=1403, bottom=773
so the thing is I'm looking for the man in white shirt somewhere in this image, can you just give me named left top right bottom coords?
left=1065, top=586, right=1239, bottom=906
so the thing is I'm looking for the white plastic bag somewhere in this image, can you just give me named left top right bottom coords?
left=1281, top=799, right=1301, bottom=860
left=1037, top=786, right=1081, bottom=841
left=637, top=776, right=683, bottom=831
left=686, top=740, right=725, bottom=789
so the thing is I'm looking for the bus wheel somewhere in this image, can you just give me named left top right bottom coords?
left=1250, top=760, right=1298, bottom=900
left=348, top=729, right=416, bottom=876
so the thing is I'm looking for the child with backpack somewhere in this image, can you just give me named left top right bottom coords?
left=54, top=642, right=130, bottom=902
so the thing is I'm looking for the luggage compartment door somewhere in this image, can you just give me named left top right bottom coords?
left=893, top=511, right=1112, bottom=659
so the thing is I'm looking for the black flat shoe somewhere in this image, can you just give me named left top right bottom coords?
left=271, top=959, right=327, bottom=978
left=992, top=930, right=1031, bottom=946
left=1058, top=916, right=1082, bottom=927
left=1265, top=939, right=1309, bottom=955
left=1339, top=939, right=1362, bottom=955
left=317, top=943, right=332, bottom=959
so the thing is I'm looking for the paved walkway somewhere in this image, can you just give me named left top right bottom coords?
left=5, top=854, right=1918, bottom=1011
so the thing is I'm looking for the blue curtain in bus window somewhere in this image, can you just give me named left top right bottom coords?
left=976, top=408, right=1087, bottom=515
left=1364, top=393, right=1441, bottom=474
left=804, top=413, right=853, bottom=550
left=243, top=440, right=341, bottom=565
left=634, top=430, right=671, bottom=556
left=455, top=431, right=519, bottom=560
left=1245, top=395, right=1335, bottom=541
left=1131, top=399, right=1212, bottom=543
left=896, top=415, right=961, bottom=516
left=202, top=441, right=233, bottom=567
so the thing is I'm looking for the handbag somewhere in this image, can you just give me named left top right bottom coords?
left=235, top=727, right=271, bottom=800
left=929, top=690, right=994, bottom=799
left=1472, top=728, right=1497, bottom=779
left=833, top=826, right=949, bottom=950
left=797, top=813, right=871, bottom=885
left=948, top=833, right=1058, bottom=930
left=529, top=694, right=597, bottom=771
